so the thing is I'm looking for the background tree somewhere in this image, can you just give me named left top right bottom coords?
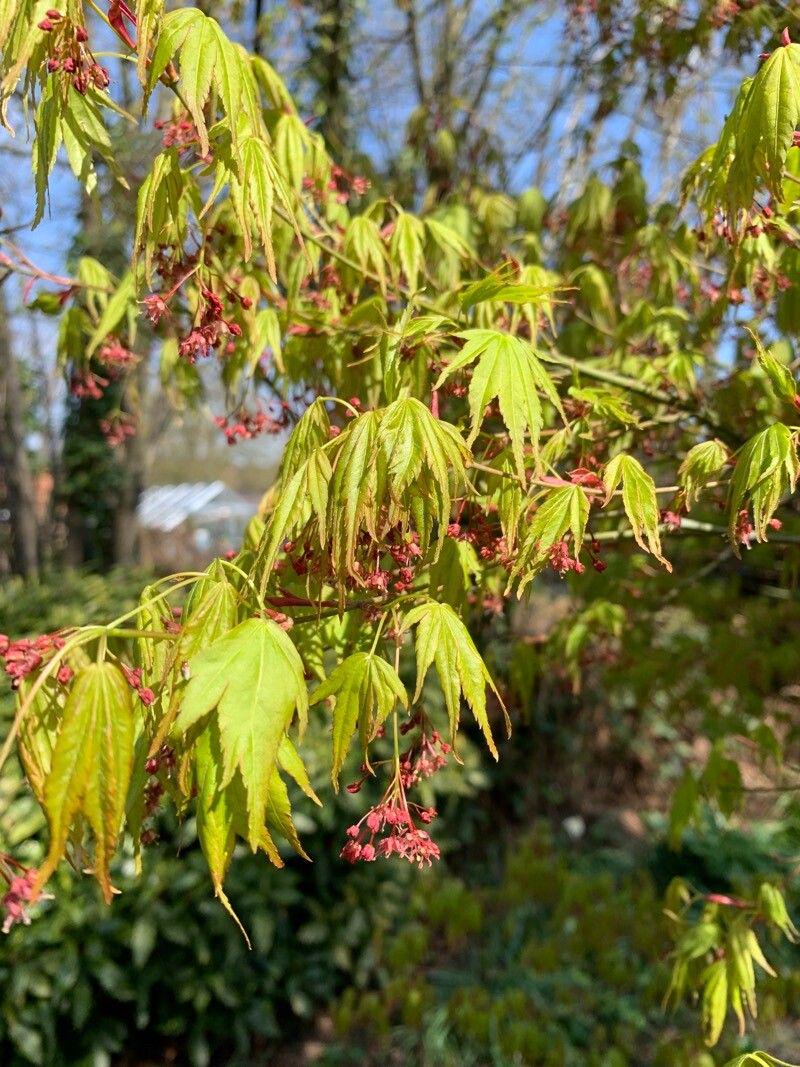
left=0, top=279, right=40, bottom=578
left=1, top=3, right=800, bottom=1063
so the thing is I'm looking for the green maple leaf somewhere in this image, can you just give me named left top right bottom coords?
left=510, top=484, right=590, bottom=594
left=194, top=723, right=319, bottom=940
left=309, top=652, right=408, bottom=788
left=174, top=618, right=308, bottom=849
left=434, top=329, right=563, bottom=477
left=404, top=601, right=508, bottom=758
left=679, top=440, right=729, bottom=508
left=40, top=662, right=135, bottom=902
left=603, top=453, right=671, bottom=571
left=731, top=43, right=800, bottom=206
left=727, top=423, right=799, bottom=551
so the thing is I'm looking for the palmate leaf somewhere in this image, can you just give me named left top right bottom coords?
left=135, top=0, right=165, bottom=86
left=256, top=447, right=333, bottom=577
left=194, top=722, right=318, bottom=940
left=727, top=423, right=799, bottom=551
left=569, top=386, right=637, bottom=426
left=255, top=398, right=471, bottom=590
left=199, top=733, right=318, bottom=872
left=682, top=79, right=748, bottom=214
left=329, top=399, right=470, bottom=576
left=86, top=271, right=136, bottom=357
left=280, top=398, right=331, bottom=475
left=692, top=44, right=800, bottom=218
left=459, top=262, right=564, bottom=311
left=133, top=149, right=186, bottom=280
left=343, top=216, right=388, bottom=291
left=273, top=112, right=317, bottom=192
left=379, top=396, right=468, bottom=508
left=434, top=330, right=564, bottom=478
left=32, top=78, right=61, bottom=228
left=328, top=409, right=382, bottom=572
left=309, top=652, right=408, bottom=788
left=427, top=535, right=480, bottom=610
left=729, top=43, right=800, bottom=208
left=404, top=601, right=508, bottom=759
left=227, top=136, right=301, bottom=276
left=603, top=453, right=671, bottom=570
left=194, top=721, right=246, bottom=937
left=28, top=42, right=128, bottom=225
left=701, top=959, right=728, bottom=1046
left=174, top=618, right=308, bottom=849
left=38, top=663, right=135, bottom=902
left=679, top=439, right=729, bottom=508
left=510, top=484, right=590, bottom=594
left=146, top=9, right=255, bottom=156
left=134, top=563, right=239, bottom=768
left=177, top=562, right=240, bottom=663
left=391, top=211, right=425, bottom=289
left=0, top=0, right=48, bottom=132
left=17, top=674, right=66, bottom=807
left=749, top=327, right=798, bottom=403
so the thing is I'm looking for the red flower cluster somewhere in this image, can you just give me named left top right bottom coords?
left=178, top=287, right=242, bottom=363
left=142, top=294, right=170, bottom=325
left=144, top=744, right=175, bottom=777
left=734, top=509, right=754, bottom=548
left=341, top=794, right=440, bottom=868
left=39, top=11, right=110, bottom=94
left=140, top=746, right=175, bottom=841
left=447, top=515, right=511, bottom=567
left=100, top=413, right=137, bottom=448
left=735, top=510, right=782, bottom=547
left=363, top=531, right=423, bottom=594
left=0, top=856, right=47, bottom=934
left=0, top=632, right=65, bottom=688
left=710, top=1, right=740, bottom=29
left=121, top=664, right=155, bottom=707
left=98, top=338, right=137, bottom=370
left=214, top=405, right=288, bottom=445
left=154, top=116, right=204, bottom=155
left=400, top=729, right=451, bottom=788
left=69, top=370, right=107, bottom=400
left=304, top=165, right=370, bottom=205
left=549, top=539, right=585, bottom=576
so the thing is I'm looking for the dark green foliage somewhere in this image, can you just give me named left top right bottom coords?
left=328, top=824, right=800, bottom=1067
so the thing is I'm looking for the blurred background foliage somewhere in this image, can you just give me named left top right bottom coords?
left=0, top=570, right=798, bottom=1065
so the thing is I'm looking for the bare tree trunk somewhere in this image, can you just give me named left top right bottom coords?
left=30, top=312, right=62, bottom=563
left=113, top=359, right=146, bottom=565
left=304, top=0, right=357, bottom=158
left=253, top=0, right=265, bottom=55
left=0, top=278, right=40, bottom=579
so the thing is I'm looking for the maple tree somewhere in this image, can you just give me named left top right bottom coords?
left=1, top=1, right=800, bottom=1057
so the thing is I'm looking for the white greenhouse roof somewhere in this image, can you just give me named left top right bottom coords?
left=137, top=482, right=252, bottom=533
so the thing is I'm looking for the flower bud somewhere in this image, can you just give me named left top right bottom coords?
left=37, top=18, right=53, bottom=31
